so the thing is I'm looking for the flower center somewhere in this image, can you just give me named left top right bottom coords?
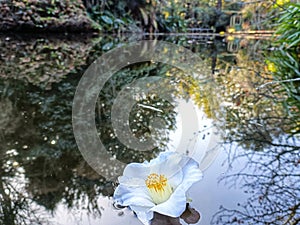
left=145, top=173, right=173, bottom=204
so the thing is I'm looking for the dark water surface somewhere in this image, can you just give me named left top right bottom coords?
left=0, top=34, right=299, bottom=225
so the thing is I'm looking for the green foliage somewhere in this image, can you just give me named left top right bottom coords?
left=193, top=7, right=218, bottom=28
left=0, top=0, right=97, bottom=32
left=85, top=0, right=228, bottom=33
left=87, top=0, right=140, bottom=33
left=157, top=1, right=228, bottom=32
left=267, top=3, right=300, bottom=134
left=156, top=1, right=188, bottom=32
left=275, top=3, right=300, bottom=49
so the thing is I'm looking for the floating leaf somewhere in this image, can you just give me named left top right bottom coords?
left=151, top=212, right=182, bottom=225
left=180, top=204, right=201, bottom=224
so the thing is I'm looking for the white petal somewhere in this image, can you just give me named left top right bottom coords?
left=130, top=205, right=154, bottom=225
left=179, top=157, right=203, bottom=191
left=167, top=169, right=183, bottom=189
left=118, top=176, right=145, bottom=187
left=150, top=186, right=187, bottom=217
left=114, top=183, right=154, bottom=208
left=151, top=152, right=181, bottom=176
left=149, top=151, right=183, bottom=187
left=122, top=162, right=150, bottom=180
left=149, top=151, right=175, bottom=165
left=150, top=156, right=203, bottom=217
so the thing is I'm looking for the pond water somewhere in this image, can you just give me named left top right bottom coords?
left=0, top=33, right=299, bottom=225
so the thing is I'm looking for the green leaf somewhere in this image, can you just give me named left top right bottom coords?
left=101, top=15, right=113, bottom=25
left=139, top=8, right=149, bottom=26
left=102, top=42, right=114, bottom=51
left=287, top=38, right=300, bottom=48
left=114, top=19, right=125, bottom=25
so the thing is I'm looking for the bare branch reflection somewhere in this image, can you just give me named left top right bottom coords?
left=212, top=116, right=300, bottom=224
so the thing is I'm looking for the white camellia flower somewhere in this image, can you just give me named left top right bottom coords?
left=113, top=151, right=203, bottom=225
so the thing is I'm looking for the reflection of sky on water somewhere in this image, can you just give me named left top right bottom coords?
left=192, top=149, right=249, bottom=225
left=167, top=100, right=249, bottom=224
left=167, top=99, right=220, bottom=171
left=52, top=196, right=140, bottom=225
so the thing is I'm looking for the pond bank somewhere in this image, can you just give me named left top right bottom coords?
left=0, top=0, right=98, bottom=33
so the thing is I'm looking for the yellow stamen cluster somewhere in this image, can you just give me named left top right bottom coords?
left=145, top=173, right=173, bottom=204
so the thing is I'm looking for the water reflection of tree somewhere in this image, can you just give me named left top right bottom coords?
left=0, top=145, right=48, bottom=224
left=213, top=130, right=300, bottom=224
left=3, top=34, right=293, bottom=224
left=0, top=78, right=109, bottom=224
left=96, top=62, right=177, bottom=164
left=0, top=56, right=187, bottom=222
left=215, top=39, right=292, bottom=146
left=211, top=38, right=300, bottom=224
left=0, top=34, right=95, bottom=88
